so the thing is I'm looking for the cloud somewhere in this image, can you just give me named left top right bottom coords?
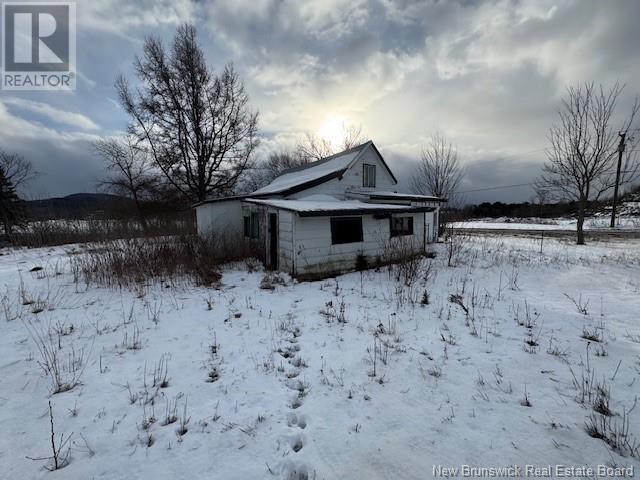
left=79, top=0, right=197, bottom=35
left=2, top=98, right=100, bottom=130
left=3, top=0, right=640, bottom=202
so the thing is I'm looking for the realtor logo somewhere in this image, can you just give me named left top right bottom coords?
left=1, top=1, right=76, bottom=90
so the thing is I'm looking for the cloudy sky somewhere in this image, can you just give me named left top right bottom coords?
left=1, top=0, right=640, bottom=203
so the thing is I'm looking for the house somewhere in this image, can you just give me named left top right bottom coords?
left=194, top=141, right=446, bottom=279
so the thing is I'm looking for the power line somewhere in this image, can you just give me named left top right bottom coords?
left=455, top=170, right=639, bottom=194
left=456, top=183, right=533, bottom=194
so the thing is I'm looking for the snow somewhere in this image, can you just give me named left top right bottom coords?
left=1, top=235, right=640, bottom=479
left=251, top=148, right=364, bottom=195
left=246, top=196, right=428, bottom=213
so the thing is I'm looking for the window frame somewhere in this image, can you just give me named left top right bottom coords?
left=330, top=216, right=364, bottom=245
left=362, top=163, right=376, bottom=188
left=243, top=211, right=261, bottom=239
left=390, top=216, right=414, bottom=238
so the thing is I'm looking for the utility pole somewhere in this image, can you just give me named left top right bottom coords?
left=610, top=132, right=626, bottom=228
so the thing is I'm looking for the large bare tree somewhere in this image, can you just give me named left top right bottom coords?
left=537, top=82, right=639, bottom=245
left=116, top=24, right=259, bottom=203
left=0, top=149, right=37, bottom=194
left=95, top=135, right=160, bottom=231
left=411, top=132, right=464, bottom=204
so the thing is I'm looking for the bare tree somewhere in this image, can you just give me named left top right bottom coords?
left=236, top=150, right=305, bottom=193
left=411, top=132, right=464, bottom=204
left=241, top=124, right=367, bottom=192
left=341, top=125, right=366, bottom=150
left=116, top=24, right=259, bottom=203
left=296, top=124, right=366, bottom=162
left=537, top=82, right=639, bottom=244
left=0, top=166, right=25, bottom=237
left=0, top=149, right=37, bottom=194
left=263, top=150, right=307, bottom=179
left=532, top=183, right=550, bottom=218
left=95, top=135, right=160, bottom=231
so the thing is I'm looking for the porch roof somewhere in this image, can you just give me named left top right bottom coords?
left=243, top=197, right=435, bottom=217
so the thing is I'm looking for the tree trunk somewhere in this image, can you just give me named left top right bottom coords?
left=576, top=198, right=586, bottom=245
left=131, top=192, right=149, bottom=234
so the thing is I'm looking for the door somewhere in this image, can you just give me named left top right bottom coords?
left=269, top=213, right=278, bottom=270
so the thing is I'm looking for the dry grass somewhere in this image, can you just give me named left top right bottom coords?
left=9, top=214, right=194, bottom=248
left=69, top=233, right=258, bottom=288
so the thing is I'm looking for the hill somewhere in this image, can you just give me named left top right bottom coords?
left=25, top=193, right=135, bottom=220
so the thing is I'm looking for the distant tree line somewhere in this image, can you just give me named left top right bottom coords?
left=460, top=200, right=600, bottom=220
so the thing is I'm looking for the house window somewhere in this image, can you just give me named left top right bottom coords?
left=244, top=211, right=260, bottom=239
left=363, top=164, right=376, bottom=188
left=330, top=217, right=363, bottom=245
left=390, top=216, right=414, bottom=237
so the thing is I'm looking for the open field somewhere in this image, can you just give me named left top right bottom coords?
left=453, top=228, right=640, bottom=241
left=453, top=214, right=640, bottom=233
left=1, top=235, right=639, bottom=479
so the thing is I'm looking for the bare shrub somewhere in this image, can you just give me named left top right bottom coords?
left=585, top=406, right=640, bottom=457
left=319, top=298, right=347, bottom=324
left=177, top=397, right=190, bottom=437
left=564, top=293, right=589, bottom=315
left=69, top=233, right=255, bottom=288
left=121, top=324, right=143, bottom=351
left=26, top=401, right=72, bottom=470
left=25, top=320, right=90, bottom=394
left=152, top=354, right=170, bottom=388
left=593, top=381, right=613, bottom=416
left=1, top=286, right=21, bottom=321
left=581, top=322, right=604, bottom=343
left=520, top=385, right=532, bottom=407
left=546, top=338, right=569, bottom=363
left=379, top=236, right=425, bottom=287
left=445, top=227, right=470, bottom=267
left=162, top=396, right=179, bottom=426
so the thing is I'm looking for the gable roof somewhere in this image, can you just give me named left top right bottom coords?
left=250, top=140, right=397, bottom=197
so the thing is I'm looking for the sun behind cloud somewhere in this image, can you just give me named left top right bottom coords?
left=317, top=114, right=349, bottom=149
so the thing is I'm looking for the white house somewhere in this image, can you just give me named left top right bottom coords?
left=194, top=141, right=445, bottom=279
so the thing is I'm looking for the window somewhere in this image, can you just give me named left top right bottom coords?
left=390, top=216, right=413, bottom=237
left=363, top=164, right=376, bottom=187
left=244, top=211, right=260, bottom=239
left=330, top=217, right=363, bottom=245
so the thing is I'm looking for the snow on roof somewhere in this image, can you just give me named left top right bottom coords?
left=244, top=197, right=433, bottom=215
left=251, top=142, right=371, bottom=195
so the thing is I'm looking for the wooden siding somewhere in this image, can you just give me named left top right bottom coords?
left=196, top=200, right=243, bottom=237
left=292, top=211, right=429, bottom=278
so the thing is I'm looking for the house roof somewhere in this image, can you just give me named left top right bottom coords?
left=243, top=195, right=435, bottom=217
left=250, top=140, right=398, bottom=197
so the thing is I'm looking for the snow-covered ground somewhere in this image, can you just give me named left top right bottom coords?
left=1, top=236, right=639, bottom=479
left=453, top=215, right=640, bottom=231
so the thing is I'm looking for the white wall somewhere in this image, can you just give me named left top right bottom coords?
left=292, top=211, right=427, bottom=278
left=196, top=200, right=243, bottom=237
left=278, top=210, right=294, bottom=272
left=287, top=146, right=397, bottom=199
